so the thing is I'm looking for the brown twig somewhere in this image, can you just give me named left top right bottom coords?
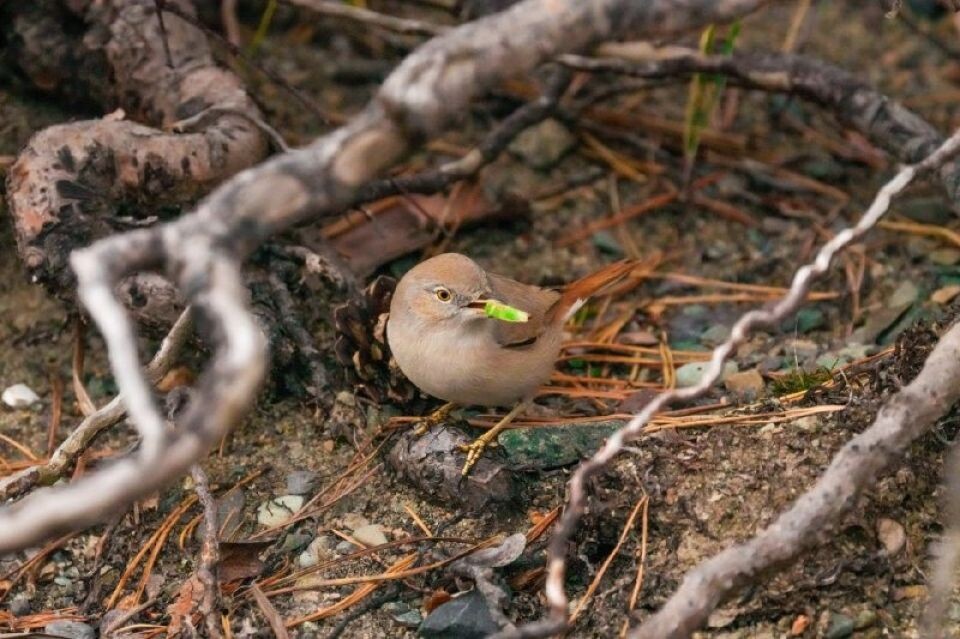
left=284, top=0, right=447, bottom=36
left=192, top=465, right=223, bottom=639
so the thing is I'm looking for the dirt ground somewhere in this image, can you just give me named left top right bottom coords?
left=3, top=2, right=960, bottom=638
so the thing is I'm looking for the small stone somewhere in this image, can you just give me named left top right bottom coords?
left=723, top=369, right=765, bottom=398
left=930, top=248, right=960, bottom=266
left=591, top=230, right=624, bottom=256
left=322, top=439, right=336, bottom=453
left=499, top=421, right=621, bottom=468
left=792, top=307, right=825, bottom=334
left=889, top=281, right=919, bottom=308
left=892, top=584, right=927, bottom=601
left=419, top=590, right=499, bottom=638
left=2, top=383, right=40, bottom=409
left=932, top=285, right=960, bottom=305
left=675, top=361, right=738, bottom=388
left=384, top=602, right=411, bottom=615
left=286, top=470, right=318, bottom=495
left=336, top=540, right=358, bottom=554
left=700, top=324, right=730, bottom=346
left=10, top=593, right=30, bottom=616
left=256, top=495, right=304, bottom=527
left=782, top=339, right=819, bottom=363
left=279, top=530, right=312, bottom=553
left=298, top=535, right=336, bottom=568
left=352, top=523, right=388, bottom=547
left=45, top=621, right=95, bottom=639
left=394, top=609, right=424, bottom=628
left=341, top=513, right=369, bottom=531
left=876, top=518, right=906, bottom=556
left=899, top=195, right=953, bottom=225
left=790, top=614, right=810, bottom=635
left=824, top=612, right=855, bottom=639
left=508, top=118, right=577, bottom=170
left=948, top=602, right=960, bottom=622
left=855, top=609, right=877, bottom=629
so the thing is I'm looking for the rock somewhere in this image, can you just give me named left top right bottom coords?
left=723, top=369, right=765, bottom=398
left=10, top=593, right=30, bottom=616
left=700, top=323, right=730, bottom=346
left=889, top=281, right=919, bottom=308
left=352, top=524, right=388, bottom=547
left=785, top=307, right=825, bottom=334
left=876, top=518, right=906, bottom=556
left=384, top=602, right=410, bottom=615
left=824, top=612, right=855, bottom=639
left=279, top=529, right=312, bottom=553
left=286, top=470, right=318, bottom=495
left=707, top=606, right=741, bottom=628
left=2, top=383, right=40, bottom=409
left=419, top=590, right=499, bottom=638
left=675, top=361, right=738, bottom=388
left=298, top=535, right=336, bottom=568
left=932, top=285, right=960, bottom=305
left=855, top=609, right=877, bottom=629
left=45, top=621, right=95, bottom=639
left=497, top=421, right=622, bottom=468
left=930, top=248, right=960, bottom=266
left=394, top=610, right=424, bottom=628
left=508, top=118, right=577, bottom=170
left=892, top=584, right=927, bottom=601
left=387, top=425, right=516, bottom=510
left=256, top=495, right=304, bottom=527
left=790, top=614, right=810, bottom=635
left=782, top=338, right=819, bottom=363
left=591, top=230, right=624, bottom=256
left=341, top=512, right=370, bottom=531
left=336, top=540, right=358, bottom=554
left=900, top=195, right=953, bottom=225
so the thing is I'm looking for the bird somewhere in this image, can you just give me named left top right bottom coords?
left=386, top=252, right=638, bottom=475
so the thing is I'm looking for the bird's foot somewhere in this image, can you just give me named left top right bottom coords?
left=458, top=430, right=499, bottom=476
left=412, top=402, right=456, bottom=436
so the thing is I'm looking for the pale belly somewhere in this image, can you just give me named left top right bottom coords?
left=387, top=318, right=561, bottom=407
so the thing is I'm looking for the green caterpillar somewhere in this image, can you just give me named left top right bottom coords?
left=484, top=300, right=529, bottom=323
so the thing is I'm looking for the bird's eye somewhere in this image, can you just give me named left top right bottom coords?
left=435, top=288, right=452, bottom=302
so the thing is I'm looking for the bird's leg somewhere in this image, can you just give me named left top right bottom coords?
left=413, top=401, right=457, bottom=436
left=460, top=402, right=527, bottom=476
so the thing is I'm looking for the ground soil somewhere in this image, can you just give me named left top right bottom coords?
left=3, top=2, right=960, bottom=638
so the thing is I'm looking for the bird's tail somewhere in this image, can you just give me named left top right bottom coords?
left=545, top=259, right=640, bottom=324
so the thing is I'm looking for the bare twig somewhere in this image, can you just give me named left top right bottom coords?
left=496, top=126, right=960, bottom=639
left=192, top=465, right=223, bottom=639
left=285, top=0, right=447, bottom=36
left=0, top=310, right=193, bottom=502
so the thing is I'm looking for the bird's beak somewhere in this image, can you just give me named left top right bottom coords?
left=464, top=298, right=494, bottom=317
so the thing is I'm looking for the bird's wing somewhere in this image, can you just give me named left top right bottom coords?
left=487, top=273, right=561, bottom=348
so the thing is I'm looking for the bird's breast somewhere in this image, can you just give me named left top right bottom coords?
left=387, top=316, right=560, bottom=407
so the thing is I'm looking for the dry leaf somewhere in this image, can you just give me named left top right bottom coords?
left=219, top=540, right=271, bottom=584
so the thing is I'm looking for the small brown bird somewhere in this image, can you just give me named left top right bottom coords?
left=386, top=253, right=637, bottom=475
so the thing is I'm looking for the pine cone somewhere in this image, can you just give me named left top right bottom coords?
left=333, top=275, right=417, bottom=404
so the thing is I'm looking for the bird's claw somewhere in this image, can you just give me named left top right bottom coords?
left=412, top=402, right=455, bottom=437
left=459, top=434, right=497, bottom=476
